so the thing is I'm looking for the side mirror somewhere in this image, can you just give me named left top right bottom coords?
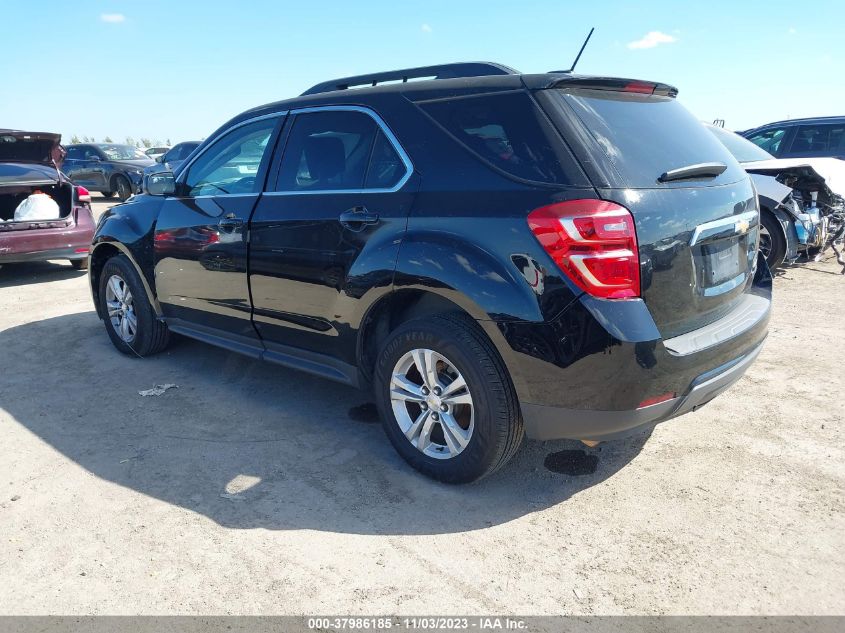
left=88, top=155, right=101, bottom=162
left=145, top=172, right=176, bottom=196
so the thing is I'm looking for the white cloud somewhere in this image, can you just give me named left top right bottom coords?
left=100, top=14, right=126, bottom=24
left=627, top=31, right=677, bottom=50
left=788, top=27, right=797, bottom=34
left=421, top=23, right=432, bottom=33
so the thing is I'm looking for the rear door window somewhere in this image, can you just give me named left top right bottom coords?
left=275, top=110, right=409, bottom=192
left=417, top=91, right=579, bottom=185
left=543, top=89, right=744, bottom=187
left=787, top=123, right=845, bottom=156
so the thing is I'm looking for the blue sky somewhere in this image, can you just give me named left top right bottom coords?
left=1, top=0, right=843, bottom=144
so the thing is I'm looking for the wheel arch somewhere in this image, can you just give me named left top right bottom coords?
left=356, top=288, right=517, bottom=386
left=89, top=240, right=162, bottom=320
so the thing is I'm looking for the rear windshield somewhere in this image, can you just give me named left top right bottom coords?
left=546, top=89, right=743, bottom=187
left=708, top=125, right=774, bottom=163
left=417, top=91, right=580, bottom=185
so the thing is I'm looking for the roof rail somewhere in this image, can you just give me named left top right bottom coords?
left=301, top=62, right=519, bottom=96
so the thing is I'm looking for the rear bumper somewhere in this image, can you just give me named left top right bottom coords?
left=487, top=253, right=772, bottom=442
left=522, top=340, right=764, bottom=441
left=0, top=245, right=90, bottom=264
left=0, top=209, right=94, bottom=264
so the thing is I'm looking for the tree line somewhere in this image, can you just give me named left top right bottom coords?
left=69, top=136, right=172, bottom=147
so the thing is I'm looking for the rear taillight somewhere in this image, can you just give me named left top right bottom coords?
left=527, top=200, right=640, bottom=299
left=76, top=186, right=91, bottom=203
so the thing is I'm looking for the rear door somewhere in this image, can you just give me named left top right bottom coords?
left=248, top=106, right=415, bottom=364
left=153, top=114, right=284, bottom=341
left=539, top=86, right=759, bottom=338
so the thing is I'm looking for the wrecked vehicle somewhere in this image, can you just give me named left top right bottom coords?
left=0, top=130, right=95, bottom=270
left=708, top=124, right=845, bottom=268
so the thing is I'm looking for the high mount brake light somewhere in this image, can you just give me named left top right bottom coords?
left=527, top=200, right=640, bottom=299
left=623, top=81, right=656, bottom=94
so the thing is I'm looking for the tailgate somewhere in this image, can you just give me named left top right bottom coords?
left=599, top=181, right=759, bottom=338
left=538, top=84, right=759, bottom=338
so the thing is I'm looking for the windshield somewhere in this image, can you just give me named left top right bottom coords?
left=97, top=144, right=148, bottom=161
left=708, top=125, right=774, bottom=163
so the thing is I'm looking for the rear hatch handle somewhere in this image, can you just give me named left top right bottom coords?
left=658, top=162, right=727, bottom=183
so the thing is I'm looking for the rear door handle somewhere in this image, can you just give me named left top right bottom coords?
left=218, top=213, right=244, bottom=230
left=339, top=206, right=379, bottom=231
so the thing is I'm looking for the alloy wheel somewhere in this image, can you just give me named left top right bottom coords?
left=105, top=274, right=137, bottom=343
left=389, top=349, right=474, bottom=460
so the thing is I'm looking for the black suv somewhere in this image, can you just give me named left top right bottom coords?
left=89, top=62, right=771, bottom=483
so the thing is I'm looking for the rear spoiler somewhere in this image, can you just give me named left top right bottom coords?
left=522, top=74, right=678, bottom=97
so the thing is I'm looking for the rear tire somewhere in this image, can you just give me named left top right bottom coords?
left=374, top=313, right=523, bottom=483
left=98, top=254, right=169, bottom=357
left=760, top=211, right=786, bottom=269
left=70, top=259, right=87, bottom=270
left=113, top=175, right=132, bottom=202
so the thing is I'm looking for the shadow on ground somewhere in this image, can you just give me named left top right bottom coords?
left=0, top=261, right=87, bottom=289
left=0, top=311, right=651, bottom=535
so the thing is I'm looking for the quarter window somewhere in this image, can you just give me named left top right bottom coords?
left=276, top=110, right=407, bottom=192
left=183, top=118, right=277, bottom=196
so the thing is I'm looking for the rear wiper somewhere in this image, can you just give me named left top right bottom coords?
left=658, top=162, right=727, bottom=183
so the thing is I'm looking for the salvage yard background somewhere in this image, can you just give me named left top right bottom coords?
left=1, top=198, right=842, bottom=614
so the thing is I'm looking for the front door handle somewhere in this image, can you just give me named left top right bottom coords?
left=218, top=213, right=244, bottom=230
left=339, top=206, right=379, bottom=231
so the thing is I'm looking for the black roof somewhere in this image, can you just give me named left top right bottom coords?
left=745, top=115, right=845, bottom=131
left=231, top=62, right=676, bottom=123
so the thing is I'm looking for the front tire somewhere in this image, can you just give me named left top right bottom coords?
left=374, top=313, right=523, bottom=483
left=98, top=254, right=169, bottom=356
left=760, top=211, right=786, bottom=269
left=113, top=175, right=132, bottom=202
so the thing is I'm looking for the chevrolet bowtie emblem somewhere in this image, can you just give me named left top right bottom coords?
left=736, top=219, right=750, bottom=233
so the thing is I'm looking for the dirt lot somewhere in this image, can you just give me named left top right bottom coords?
left=0, top=197, right=843, bottom=615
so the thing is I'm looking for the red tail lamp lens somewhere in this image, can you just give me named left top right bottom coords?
left=527, top=200, right=640, bottom=299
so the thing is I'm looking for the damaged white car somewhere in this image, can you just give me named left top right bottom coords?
left=709, top=124, right=845, bottom=269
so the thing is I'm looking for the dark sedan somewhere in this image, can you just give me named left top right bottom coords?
left=63, top=143, right=155, bottom=201
left=0, top=130, right=95, bottom=269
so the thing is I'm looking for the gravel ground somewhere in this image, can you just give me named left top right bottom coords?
left=0, top=197, right=843, bottom=615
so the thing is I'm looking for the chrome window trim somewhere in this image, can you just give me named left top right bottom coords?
left=176, top=111, right=288, bottom=195
left=265, top=104, right=414, bottom=196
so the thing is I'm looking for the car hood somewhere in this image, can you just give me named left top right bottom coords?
left=742, top=157, right=845, bottom=201
left=113, top=159, right=156, bottom=169
left=0, top=130, right=63, bottom=166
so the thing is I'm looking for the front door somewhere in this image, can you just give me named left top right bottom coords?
left=249, top=107, right=415, bottom=364
left=154, top=115, right=283, bottom=341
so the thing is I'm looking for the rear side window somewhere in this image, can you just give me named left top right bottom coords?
left=418, top=91, right=575, bottom=184
left=545, top=89, right=743, bottom=187
left=277, top=110, right=392, bottom=192
left=65, top=146, right=83, bottom=160
left=789, top=123, right=845, bottom=155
